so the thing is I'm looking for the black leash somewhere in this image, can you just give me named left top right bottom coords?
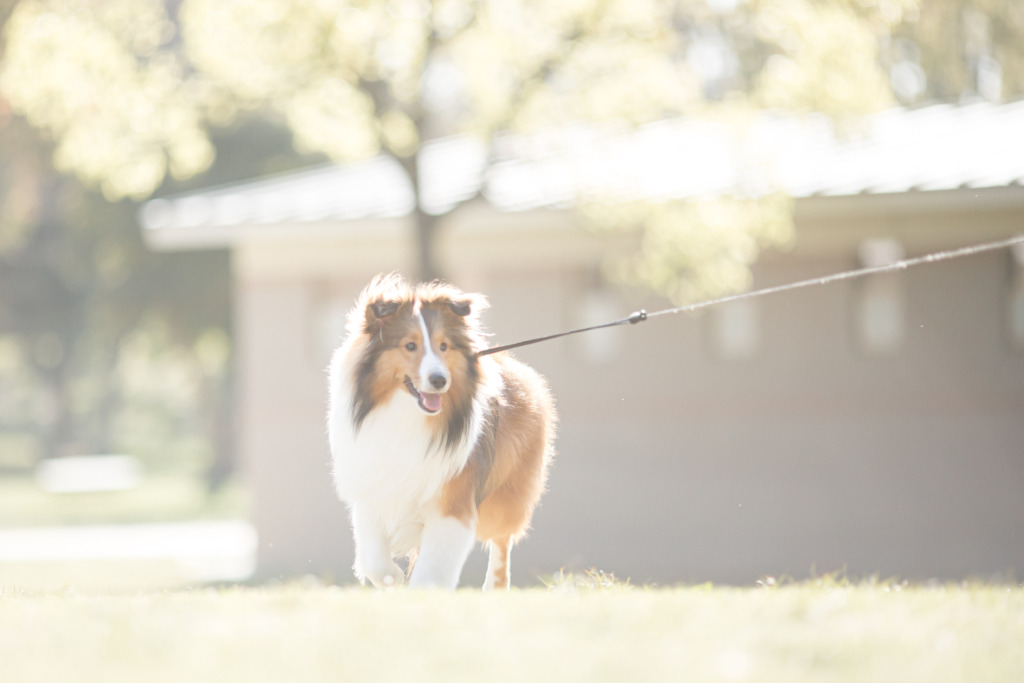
left=477, top=309, right=648, bottom=357
left=476, top=234, right=1024, bottom=358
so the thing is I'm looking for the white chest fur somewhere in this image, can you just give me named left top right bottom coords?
left=327, top=349, right=482, bottom=555
left=329, top=389, right=468, bottom=508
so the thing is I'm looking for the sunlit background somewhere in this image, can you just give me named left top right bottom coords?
left=0, top=0, right=1022, bottom=592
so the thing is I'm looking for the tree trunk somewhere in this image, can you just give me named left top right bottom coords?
left=8, top=182, right=85, bottom=461
left=36, top=361, right=74, bottom=460
left=414, top=207, right=440, bottom=282
left=399, top=151, right=441, bottom=282
left=205, top=361, right=236, bottom=492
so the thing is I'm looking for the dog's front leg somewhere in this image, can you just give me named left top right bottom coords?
left=350, top=504, right=404, bottom=588
left=407, top=512, right=475, bottom=590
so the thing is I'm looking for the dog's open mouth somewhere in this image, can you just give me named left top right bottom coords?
left=404, top=376, right=442, bottom=415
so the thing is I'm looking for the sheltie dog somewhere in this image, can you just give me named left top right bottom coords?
left=327, top=274, right=556, bottom=590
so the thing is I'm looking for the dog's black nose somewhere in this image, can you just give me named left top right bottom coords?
left=429, top=373, right=448, bottom=390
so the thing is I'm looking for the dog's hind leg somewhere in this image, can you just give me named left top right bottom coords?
left=483, top=536, right=512, bottom=591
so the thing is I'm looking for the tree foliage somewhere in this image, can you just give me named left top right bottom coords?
left=2, top=0, right=1020, bottom=467
left=2, top=0, right=213, bottom=200
left=0, top=128, right=233, bottom=464
left=3, top=0, right=1022, bottom=299
left=0, top=0, right=238, bottom=469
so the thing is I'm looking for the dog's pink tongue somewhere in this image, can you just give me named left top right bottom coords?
left=422, top=392, right=442, bottom=413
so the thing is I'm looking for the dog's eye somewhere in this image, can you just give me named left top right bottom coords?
left=440, top=342, right=448, bottom=352
left=405, top=342, right=417, bottom=351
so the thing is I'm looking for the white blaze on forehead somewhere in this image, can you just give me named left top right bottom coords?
left=413, top=300, right=433, bottom=351
left=414, top=300, right=449, bottom=390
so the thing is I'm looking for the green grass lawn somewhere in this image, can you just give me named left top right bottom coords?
left=0, top=474, right=248, bottom=528
left=1, top=576, right=1021, bottom=683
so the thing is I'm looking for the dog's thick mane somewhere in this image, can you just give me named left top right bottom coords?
left=347, top=274, right=491, bottom=453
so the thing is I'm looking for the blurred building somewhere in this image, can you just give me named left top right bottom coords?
left=141, top=102, right=1024, bottom=586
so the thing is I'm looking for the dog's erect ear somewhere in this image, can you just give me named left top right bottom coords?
left=369, top=300, right=399, bottom=319
left=446, top=299, right=473, bottom=317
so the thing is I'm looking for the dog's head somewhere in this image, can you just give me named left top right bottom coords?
left=349, top=274, right=489, bottom=423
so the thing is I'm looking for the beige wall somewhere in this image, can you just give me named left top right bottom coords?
left=235, top=197, right=1024, bottom=585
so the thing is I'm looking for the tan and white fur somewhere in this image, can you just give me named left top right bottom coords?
left=327, top=274, right=555, bottom=590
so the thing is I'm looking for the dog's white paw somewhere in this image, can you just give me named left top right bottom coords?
left=355, top=557, right=405, bottom=589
